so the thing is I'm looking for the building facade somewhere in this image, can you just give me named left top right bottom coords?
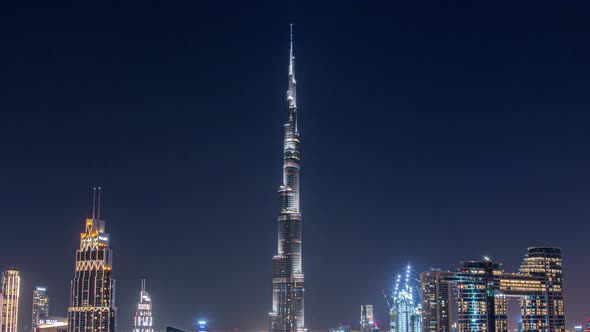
left=133, top=279, right=153, bottom=332
left=421, top=246, right=565, bottom=332
left=269, top=25, right=305, bottom=332
left=420, top=270, right=452, bottom=332
left=1, top=269, right=20, bottom=332
left=33, top=287, right=50, bottom=332
left=517, top=246, right=565, bottom=332
left=450, top=260, right=508, bottom=332
left=361, top=305, right=375, bottom=332
left=38, top=316, right=68, bottom=332
left=389, top=266, right=421, bottom=332
left=67, top=188, right=116, bottom=332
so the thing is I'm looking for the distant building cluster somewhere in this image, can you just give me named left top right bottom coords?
left=0, top=188, right=157, bottom=332
left=355, top=245, right=571, bottom=332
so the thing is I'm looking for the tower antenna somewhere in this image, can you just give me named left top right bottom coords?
left=97, top=187, right=102, bottom=220
left=92, top=187, right=96, bottom=219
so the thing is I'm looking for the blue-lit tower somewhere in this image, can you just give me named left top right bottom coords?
left=390, top=265, right=421, bottom=332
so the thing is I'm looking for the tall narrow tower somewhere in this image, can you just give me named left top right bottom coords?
left=133, top=279, right=153, bottom=332
left=67, top=188, right=116, bottom=332
left=269, top=24, right=305, bottom=332
left=1, top=269, right=20, bottom=332
left=32, top=287, right=49, bottom=332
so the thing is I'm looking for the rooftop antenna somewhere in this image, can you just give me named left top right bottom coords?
left=91, top=187, right=97, bottom=219
left=97, top=187, right=102, bottom=220
left=141, top=278, right=146, bottom=292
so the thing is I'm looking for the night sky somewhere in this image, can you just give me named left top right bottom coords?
left=1, top=1, right=589, bottom=331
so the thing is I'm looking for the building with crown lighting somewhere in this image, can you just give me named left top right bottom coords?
left=387, top=266, right=421, bottom=332
left=420, top=246, right=565, bottom=332
left=134, top=279, right=153, bottom=332
left=67, top=189, right=116, bottom=332
left=32, top=287, right=50, bottom=332
left=268, top=25, right=305, bottom=332
left=1, top=269, right=20, bottom=332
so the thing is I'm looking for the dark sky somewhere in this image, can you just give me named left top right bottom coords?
left=1, top=1, right=589, bottom=331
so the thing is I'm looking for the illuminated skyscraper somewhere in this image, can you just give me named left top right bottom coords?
left=269, top=24, right=305, bottom=332
left=389, top=265, right=421, bottom=332
left=517, top=246, right=565, bottom=332
left=1, top=269, right=20, bottom=332
left=67, top=188, right=116, bottom=332
left=451, top=260, right=507, bottom=332
left=420, top=270, right=452, bottom=332
left=361, top=305, right=375, bottom=332
left=133, top=279, right=153, bottom=332
left=423, top=246, right=565, bottom=332
left=32, top=287, right=50, bottom=332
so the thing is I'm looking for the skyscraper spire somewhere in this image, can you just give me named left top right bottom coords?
left=289, top=24, right=294, bottom=78
left=287, top=24, right=297, bottom=117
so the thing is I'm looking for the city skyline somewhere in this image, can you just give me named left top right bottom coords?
left=1, top=1, right=590, bottom=332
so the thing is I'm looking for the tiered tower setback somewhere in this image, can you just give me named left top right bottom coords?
left=67, top=188, right=116, bottom=332
left=269, top=25, right=305, bottom=332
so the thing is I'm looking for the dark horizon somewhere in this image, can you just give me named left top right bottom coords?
left=1, top=1, right=589, bottom=331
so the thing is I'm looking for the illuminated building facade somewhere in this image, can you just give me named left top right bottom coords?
left=517, top=246, right=564, bottom=332
left=269, top=25, right=305, bottom=332
left=450, top=260, right=508, bottom=332
left=1, top=269, right=20, bottom=332
left=134, top=279, right=153, bottom=332
left=67, top=188, right=116, bottom=332
left=38, top=317, right=68, bottom=332
left=197, top=321, right=207, bottom=332
left=422, top=246, right=565, bottom=332
left=33, top=287, right=50, bottom=332
left=388, top=266, right=421, bottom=332
left=420, top=270, right=452, bottom=332
left=361, top=305, right=375, bottom=332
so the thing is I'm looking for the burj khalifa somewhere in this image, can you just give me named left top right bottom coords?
left=269, top=25, right=305, bottom=332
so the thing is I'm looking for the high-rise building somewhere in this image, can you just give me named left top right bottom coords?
left=389, top=266, right=421, bottom=332
left=1, top=269, right=20, bottom=332
left=32, top=287, right=50, bottom=332
left=361, top=305, right=375, bottom=332
left=517, top=246, right=565, bottom=332
left=133, top=279, right=153, bottom=332
left=422, top=246, right=565, bottom=332
left=67, top=188, right=116, bottom=332
left=269, top=24, right=305, bottom=332
left=420, top=270, right=452, bottom=332
left=450, top=260, right=507, bottom=332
